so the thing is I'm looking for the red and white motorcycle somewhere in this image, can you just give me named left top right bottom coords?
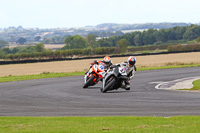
left=83, top=62, right=106, bottom=88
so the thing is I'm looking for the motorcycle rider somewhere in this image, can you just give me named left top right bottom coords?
left=89, top=56, right=112, bottom=71
left=85, top=56, right=112, bottom=79
left=116, top=56, right=136, bottom=90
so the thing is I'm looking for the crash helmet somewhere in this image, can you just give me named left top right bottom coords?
left=128, top=56, right=136, bottom=67
left=103, top=56, right=112, bottom=66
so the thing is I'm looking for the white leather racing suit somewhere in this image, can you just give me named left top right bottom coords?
left=117, top=61, right=136, bottom=80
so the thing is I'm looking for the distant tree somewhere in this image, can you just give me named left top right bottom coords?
left=16, top=37, right=27, bottom=45
left=10, top=35, right=16, bottom=42
left=195, top=36, right=200, bottom=43
left=34, top=36, right=41, bottom=42
left=97, top=38, right=113, bottom=47
left=155, top=29, right=168, bottom=42
left=2, top=47, right=11, bottom=54
left=11, top=47, right=20, bottom=54
left=42, top=38, right=52, bottom=44
left=167, top=27, right=177, bottom=40
left=116, top=38, right=130, bottom=52
left=35, top=43, right=45, bottom=52
left=175, top=26, right=187, bottom=40
left=63, top=35, right=87, bottom=49
left=0, top=39, right=8, bottom=48
left=134, top=33, right=143, bottom=46
left=142, top=29, right=156, bottom=45
left=51, top=36, right=66, bottom=44
left=86, top=34, right=99, bottom=48
left=122, top=32, right=136, bottom=46
left=183, top=25, right=200, bottom=40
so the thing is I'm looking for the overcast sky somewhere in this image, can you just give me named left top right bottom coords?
left=0, top=0, right=199, bottom=28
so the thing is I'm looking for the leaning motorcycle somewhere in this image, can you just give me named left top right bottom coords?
left=101, top=65, right=128, bottom=93
left=83, top=63, right=105, bottom=88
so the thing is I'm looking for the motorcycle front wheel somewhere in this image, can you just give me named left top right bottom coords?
left=83, top=75, right=96, bottom=88
left=101, top=77, right=116, bottom=93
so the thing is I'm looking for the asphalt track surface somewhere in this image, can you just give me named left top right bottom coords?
left=0, top=67, right=200, bottom=116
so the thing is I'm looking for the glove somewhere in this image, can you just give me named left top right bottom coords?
left=93, top=60, right=98, bottom=64
left=110, top=65, right=115, bottom=69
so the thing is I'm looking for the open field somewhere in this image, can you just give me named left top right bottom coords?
left=43, top=44, right=65, bottom=50
left=0, top=52, right=200, bottom=77
left=8, top=44, right=65, bottom=50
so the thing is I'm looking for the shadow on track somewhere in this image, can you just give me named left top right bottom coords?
left=104, top=90, right=131, bottom=93
left=82, top=86, right=130, bottom=93
left=82, top=86, right=101, bottom=89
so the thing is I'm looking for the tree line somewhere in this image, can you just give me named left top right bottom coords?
left=1, top=24, right=200, bottom=60
left=61, top=24, right=200, bottom=50
left=95, top=24, right=200, bottom=47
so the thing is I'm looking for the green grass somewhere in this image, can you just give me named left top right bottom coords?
left=0, top=72, right=85, bottom=83
left=191, top=79, right=200, bottom=90
left=0, top=64, right=200, bottom=83
left=137, top=64, right=200, bottom=71
left=183, top=79, right=200, bottom=91
left=0, top=116, right=200, bottom=133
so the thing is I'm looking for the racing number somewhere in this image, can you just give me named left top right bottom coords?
left=99, top=65, right=104, bottom=70
left=120, top=68, right=125, bottom=73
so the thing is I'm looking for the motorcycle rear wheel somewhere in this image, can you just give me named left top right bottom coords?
left=83, top=75, right=96, bottom=88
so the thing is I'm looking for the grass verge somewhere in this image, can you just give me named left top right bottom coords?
left=183, top=79, right=200, bottom=91
left=0, top=64, right=200, bottom=83
left=0, top=72, right=85, bottom=83
left=191, top=79, right=200, bottom=90
left=0, top=116, right=200, bottom=133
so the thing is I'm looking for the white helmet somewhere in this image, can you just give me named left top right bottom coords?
left=128, top=56, right=136, bottom=67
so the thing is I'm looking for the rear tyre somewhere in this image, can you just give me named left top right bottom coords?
left=83, top=75, right=95, bottom=88
left=101, top=77, right=116, bottom=93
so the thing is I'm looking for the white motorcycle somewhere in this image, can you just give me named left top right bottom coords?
left=101, top=65, right=129, bottom=93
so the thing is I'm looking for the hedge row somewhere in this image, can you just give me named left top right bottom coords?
left=167, top=44, right=200, bottom=52
left=128, top=45, right=169, bottom=52
left=4, top=47, right=118, bottom=60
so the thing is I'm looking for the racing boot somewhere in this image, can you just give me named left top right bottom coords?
left=124, top=81, right=130, bottom=90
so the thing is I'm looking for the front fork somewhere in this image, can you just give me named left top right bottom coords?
left=84, top=68, right=92, bottom=83
left=84, top=74, right=88, bottom=83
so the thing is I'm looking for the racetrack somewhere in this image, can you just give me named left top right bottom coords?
left=0, top=67, right=200, bottom=116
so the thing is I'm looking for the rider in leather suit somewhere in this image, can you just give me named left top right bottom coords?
left=117, top=56, right=136, bottom=90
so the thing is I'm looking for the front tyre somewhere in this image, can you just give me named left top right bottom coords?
left=101, top=78, right=116, bottom=93
left=83, top=75, right=95, bottom=88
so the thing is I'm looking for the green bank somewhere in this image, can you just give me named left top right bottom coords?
left=0, top=64, right=200, bottom=83
left=0, top=116, right=200, bottom=133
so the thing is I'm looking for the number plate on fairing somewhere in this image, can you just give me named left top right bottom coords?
left=99, top=65, right=105, bottom=70
left=119, top=67, right=127, bottom=75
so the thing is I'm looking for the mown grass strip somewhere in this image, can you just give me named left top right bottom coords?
left=0, top=116, right=200, bottom=133
left=0, top=64, right=200, bottom=83
left=0, top=72, right=85, bottom=83
left=137, top=64, right=200, bottom=71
